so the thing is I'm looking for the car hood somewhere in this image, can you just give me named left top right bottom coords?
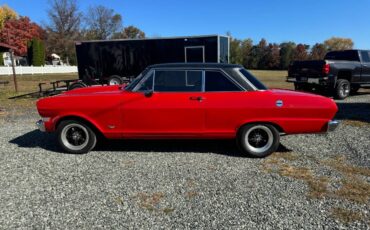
left=62, top=85, right=123, bottom=96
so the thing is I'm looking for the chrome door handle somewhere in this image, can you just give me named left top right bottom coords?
left=189, top=96, right=204, bottom=101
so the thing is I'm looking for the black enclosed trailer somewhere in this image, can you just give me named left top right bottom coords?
left=74, top=35, right=230, bottom=87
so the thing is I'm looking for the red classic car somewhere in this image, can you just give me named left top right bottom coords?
left=36, top=63, right=339, bottom=157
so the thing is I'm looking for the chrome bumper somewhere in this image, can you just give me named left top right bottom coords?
left=36, top=120, right=46, bottom=132
left=327, top=120, right=340, bottom=132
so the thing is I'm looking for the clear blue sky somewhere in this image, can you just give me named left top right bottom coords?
left=2, top=0, right=369, bottom=48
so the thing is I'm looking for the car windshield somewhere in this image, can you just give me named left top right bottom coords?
left=239, top=68, right=267, bottom=90
left=124, top=69, right=148, bottom=91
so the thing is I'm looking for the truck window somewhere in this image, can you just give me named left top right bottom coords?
left=324, top=51, right=360, bottom=61
left=360, top=51, right=370, bottom=63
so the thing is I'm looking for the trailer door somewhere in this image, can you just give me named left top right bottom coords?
left=185, top=46, right=205, bottom=63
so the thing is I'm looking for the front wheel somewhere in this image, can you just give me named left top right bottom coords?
left=57, top=120, right=97, bottom=154
left=237, top=124, right=280, bottom=158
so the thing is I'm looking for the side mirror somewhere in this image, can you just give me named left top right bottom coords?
left=144, top=90, right=153, bottom=97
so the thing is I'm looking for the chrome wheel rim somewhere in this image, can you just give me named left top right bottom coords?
left=61, top=124, right=89, bottom=151
left=109, top=78, right=120, bottom=85
left=340, top=82, right=350, bottom=97
left=245, top=125, right=273, bottom=154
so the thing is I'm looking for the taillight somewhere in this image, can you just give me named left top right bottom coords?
left=322, top=64, right=330, bottom=75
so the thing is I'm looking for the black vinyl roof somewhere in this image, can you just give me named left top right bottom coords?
left=148, top=63, right=243, bottom=69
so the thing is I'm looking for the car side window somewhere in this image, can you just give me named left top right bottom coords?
left=137, top=72, right=154, bottom=91
left=205, top=71, right=241, bottom=92
left=361, top=51, right=370, bottom=63
left=154, top=70, right=202, bottom=92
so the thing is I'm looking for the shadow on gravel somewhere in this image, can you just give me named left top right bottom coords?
left=9, top=130, right=291, bottom=157
left=9, top=130, right=63, bottom=153
left=335, top=102, right=370, bottom=124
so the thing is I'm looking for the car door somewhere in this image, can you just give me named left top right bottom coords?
left=120, top=69, right=204, bottom=137
left=360, top=51, right=370, bottom=82
left=201, top=70, right=246, bottom=138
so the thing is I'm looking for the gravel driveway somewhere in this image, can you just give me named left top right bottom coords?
left=0, top=92, right=369, bottom=229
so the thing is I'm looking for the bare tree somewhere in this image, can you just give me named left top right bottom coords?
left=83, top=5, right=122, bottom=40
left=45, top=0, right=82, bottom=65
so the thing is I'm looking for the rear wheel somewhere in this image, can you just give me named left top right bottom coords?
left=334, top=79, right=350, bottom=99
left=238, top=124, right=280, bottom=158
left=57, top=120, right=97, bottom=154
left=108, top=76, right=123, bottom=85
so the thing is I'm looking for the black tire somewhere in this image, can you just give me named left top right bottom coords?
left=57, top=120, right=97, bottom=154
left=237, top=123, right=280, bottom=158
left=334, top=79, right=350, bottom=99
left=68, top=82, right=87, bottom=91
left=108, top=76, right=123, bottom=85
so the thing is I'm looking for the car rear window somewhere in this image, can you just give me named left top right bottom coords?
left=324, top=51, right=360, bottom=61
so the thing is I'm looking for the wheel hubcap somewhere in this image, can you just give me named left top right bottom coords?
left=109, top=79, right=120, bottom=85
left=61, top=124, right=89, bottom=151
left=245, top=125, right=273, bottom=154
left=340, top=83, right=350, bottom=97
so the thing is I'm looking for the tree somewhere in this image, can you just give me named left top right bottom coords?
left=279, top=42, right=296, bottom=69
left=256, top=38, right=268, bottom=69
left=112, top=25, right=145, bottom=39
left=45, top=0, right=81, bottom=65
left=229, top=38, right=242, bottom=65
left=310, top=43, right=327, bottom=60
left=240, top=38, right=253, bottom=68
left=324, top=37, right=354, bottom=51
left=293, top=44, right=309, bottom=61
left=83, top=5, right=122, bottom=40
left=28, top=38, right=45, bottom=66
left=0, top=16, right=45, bottom=56
left=0, top=4, right=17, bottom=29
left=264, top=43, right=280, bottom=69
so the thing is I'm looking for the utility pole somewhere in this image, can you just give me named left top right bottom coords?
left=7, top=29, right=18, bottom=92
left=9, top=49, right=18, bottom=93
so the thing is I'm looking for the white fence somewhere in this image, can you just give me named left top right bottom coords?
left=0, top=66, right=78, bottom=75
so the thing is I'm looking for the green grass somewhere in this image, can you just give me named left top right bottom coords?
left=0, top=73, right=77, bottom=110
left=250, top=70, right=292, bottom=89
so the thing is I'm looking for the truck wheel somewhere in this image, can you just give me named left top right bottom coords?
left=335, top=79, right=350, bottom=99
left=237, top=124, right=280, bottom=158
left=57, top=120, right=97, bottom=154
left=108, top=76, right=123, bottom=85
left=68, top=82, right=87, bottom=90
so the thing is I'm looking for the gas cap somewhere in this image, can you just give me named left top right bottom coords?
left=276, top=100, right=283, bottom=107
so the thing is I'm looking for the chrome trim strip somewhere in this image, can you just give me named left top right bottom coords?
left=77, top=35, right=229, bottom=43
left=217, top=35, right=220, bottom=63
